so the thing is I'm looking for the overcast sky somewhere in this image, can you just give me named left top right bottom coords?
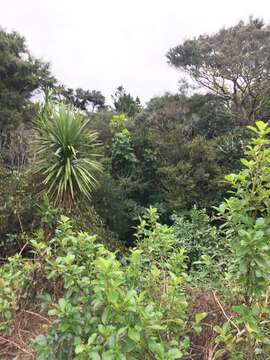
left=1, top=0, right=270, bottom=103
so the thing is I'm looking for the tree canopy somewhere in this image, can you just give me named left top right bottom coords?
left=55, top=86, right=106, bottom=112
left=112, top=86, right=141, bottom=117
left=167, top=18, right=270, bottom=123
left=0, top=28, right=55, bottom=149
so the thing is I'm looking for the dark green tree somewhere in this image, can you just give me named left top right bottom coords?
left=112, top=86, right=141, bottom=117
left=0, top=28, right=55, bottom=149
left=167, top=18, right=270, bottom=123
left=56, top=86, right=106, bottom=112
left=132, top=92, right=247, bottom=213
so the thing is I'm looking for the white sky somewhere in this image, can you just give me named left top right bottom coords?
left=1, top=0, right=270, bottom=104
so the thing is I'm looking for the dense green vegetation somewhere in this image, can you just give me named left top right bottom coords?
left=1, top=18, right=270, bottom=359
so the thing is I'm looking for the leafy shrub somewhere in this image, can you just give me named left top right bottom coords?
left=0, top=166, right=34, bottom=257
left=0, top=254, right=33, bottom=331
left=216, top=121, right=270, bottom=302
left=213, top=121, right=270, bottom=358
left=31, top=213, right=189, bottom=359
left=171, top=207, right=222, bottom=266
left=110, top=117, right=138, bottom=178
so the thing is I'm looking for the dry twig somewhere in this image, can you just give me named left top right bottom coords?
left=23, top=309, right=51, bottom=324
left=0, top=335, right=33, bottom=357
left=212, top=290, right=240, bottom=332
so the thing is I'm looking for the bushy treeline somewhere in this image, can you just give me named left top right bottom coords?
left=0, top=91, right=248, bottom=248
left=0, top=23, right=255, bottom=247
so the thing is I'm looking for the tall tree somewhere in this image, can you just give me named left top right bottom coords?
left=0, top=28, right=55, bottom=149
left=167, top=18, right=270, bottom=123
left=132, top=92, right=246, bottom=212
left=112, top=86, right=141, bottom=117
left=56, top=86, right=106, bottom=112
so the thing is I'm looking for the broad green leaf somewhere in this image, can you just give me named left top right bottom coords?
left=167, top=348, right=183, bottom=359
left=128, top=328, right=141, bottom=342
left=195, top=312, right=207, bottom=324
left=75, top=344, right=85, bottom=354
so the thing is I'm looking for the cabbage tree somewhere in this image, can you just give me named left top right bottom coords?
left=35, top=102, right=102, bottom=208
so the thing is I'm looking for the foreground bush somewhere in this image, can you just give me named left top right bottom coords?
left=0, top=212, right=190, bottom=359
left=171, top=207, right=221, bottom=266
